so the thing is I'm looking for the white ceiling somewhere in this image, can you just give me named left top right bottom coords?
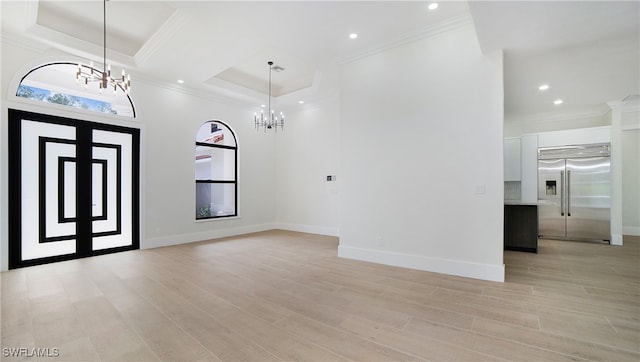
left=2, top=1, right=639, bottom=121
left=469, top=0, right=640, bottom=121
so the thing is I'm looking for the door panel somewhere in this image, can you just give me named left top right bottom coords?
left=566, top=157, right=611, bottom=241
left=538, top=158, right=566, bottom=238
left=91, top=130, right=134, bottom=251
left=20, top=120, right=77, bottom=260
left=9, top=109, right=140, bottom=269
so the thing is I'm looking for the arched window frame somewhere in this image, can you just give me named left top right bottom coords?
left=15, top=61, right=136, bottom=118
left=195, top=120, right=238, bottom=220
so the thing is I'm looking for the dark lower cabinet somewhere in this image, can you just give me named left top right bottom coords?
left=504, top=204, right=538, bottom=253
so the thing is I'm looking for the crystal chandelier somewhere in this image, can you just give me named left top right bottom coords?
left=254, top=61, right=284, bottom=131
left=76, top=0, right=131, bottom=94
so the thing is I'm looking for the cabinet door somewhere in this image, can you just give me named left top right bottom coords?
left=520, top=134, right=538, bottom=203
left=504, top=138, right=521, bottom=181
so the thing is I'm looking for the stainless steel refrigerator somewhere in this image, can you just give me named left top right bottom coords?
left=538, top=143, right=611, bottom=242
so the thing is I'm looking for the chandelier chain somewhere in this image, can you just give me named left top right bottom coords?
left=102, top=0, right=107, bottom=88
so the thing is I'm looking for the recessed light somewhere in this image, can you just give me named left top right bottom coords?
left=349, top=33, right=358, bottom=39
left=261, top=104, right=266, bottom=108
left=428, top=3, right=439, bottom=10
left=553, top=99, right=563, bottom=105
left=538, top=84, right=549, bottom=91
left=177, top=79, right=184, bottom=84
left=298, top=100, right=305, bottom=104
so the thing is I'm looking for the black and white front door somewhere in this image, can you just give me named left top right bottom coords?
left=8, top=109, right=140, bottom=268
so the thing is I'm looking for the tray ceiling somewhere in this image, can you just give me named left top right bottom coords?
left=2, top=1, right=638, bottom=119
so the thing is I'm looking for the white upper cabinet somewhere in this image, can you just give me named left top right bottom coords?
left=520, top=134, right=539, bottom=203
left=504, top=138, right=521, bottom=181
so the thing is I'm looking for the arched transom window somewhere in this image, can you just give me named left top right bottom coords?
left=16, top=62, right=135, bottom=118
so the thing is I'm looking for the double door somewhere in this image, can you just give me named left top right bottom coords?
left=538, top=156, right=610, bottom=241
left=8, top=109, right=140, bottom=268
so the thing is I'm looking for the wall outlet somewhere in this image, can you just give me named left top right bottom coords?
left=375, top=236, right=383, bottom=247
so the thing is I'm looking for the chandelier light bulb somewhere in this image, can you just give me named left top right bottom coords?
left=254, top=61, right=285, bottom=132
left=74, top=0, right=132, bottom=96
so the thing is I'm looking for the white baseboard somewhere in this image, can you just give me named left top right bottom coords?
left=337, top=245, right=505, bottom=282
left=611, top=234, right=624, bottom=246
left=142, top=223, right=276, bottom=249
left=274, top=223, right=339, bottom=237
left=623, top=226, right=640, bottom=237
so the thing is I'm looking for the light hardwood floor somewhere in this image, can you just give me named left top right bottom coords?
left=1, top=230, right=639, bottom=361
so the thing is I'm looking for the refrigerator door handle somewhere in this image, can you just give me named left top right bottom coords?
left=567, top=170, right=571, bottom=217
left=560, top=171, right=564, bottom=216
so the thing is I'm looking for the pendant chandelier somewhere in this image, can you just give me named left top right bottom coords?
left=254, top=61, right=284, bottom=131
left=75, top=0, right=131, bottom=94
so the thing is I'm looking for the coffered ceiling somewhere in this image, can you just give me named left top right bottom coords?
left=2, top=1, right=639, bottom=121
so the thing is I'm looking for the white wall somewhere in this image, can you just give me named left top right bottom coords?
left=0, top=40, right=52, bottom=270
left=275, top=97, right=340, bottom=236
left=1, top=39, right=278, bottom=270
left=621, top=108, right=640, bottom=236
left=338, top=22, right=505, bottom=282
left=136, top=81, right=278, bottom=248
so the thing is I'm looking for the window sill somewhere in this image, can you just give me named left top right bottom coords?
left=194, top=216, right=241, bottom=223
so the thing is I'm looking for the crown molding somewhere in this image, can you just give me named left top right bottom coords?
left=2, top=32, right=325, bottom=114
left=24, top=0, right=39, bottom=30
left=2, top=39, right=255, bottom=116
left=281, top=92, right=339, bottom=114
left=14, top=0, right=137, bottom=68
left=505, top=105, right=611, bottom=125
left=1, top=33, right=49, bottom=53
left=131, top=71, right=259, bottom=110
left=22, top=23, right=136, bottom=68
left=340, top=14, right=473, bottom=65
left=134, top=8, right=188, bottom=66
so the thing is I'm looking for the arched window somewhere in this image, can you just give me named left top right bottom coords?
left=16, top=62, right=135, bottom=118
left=195, top=121, right=237, bottom=219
